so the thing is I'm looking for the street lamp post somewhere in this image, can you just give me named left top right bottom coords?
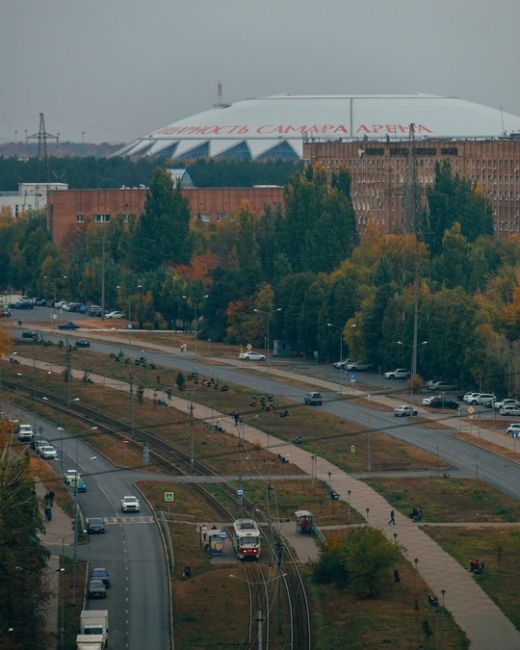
left=397, top=339, right=428, bottom=394
left=327, top=322, right=344, bottom=392
left=183, top=294, right=209, bottom=351
left=117, top=284, right=142, bottom=344
left=254, top=307, right=282, bottom=374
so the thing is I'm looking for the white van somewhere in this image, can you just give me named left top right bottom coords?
left=18, top=424, right=34, bottom=442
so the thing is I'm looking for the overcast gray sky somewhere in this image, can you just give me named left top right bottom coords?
left=1, top=0, right=519, bottom=144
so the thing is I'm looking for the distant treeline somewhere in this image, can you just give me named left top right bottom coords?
left=0, top=156, right=303, bottom=191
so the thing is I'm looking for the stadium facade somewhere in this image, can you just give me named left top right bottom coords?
left=118, top=93, right=520, bottom=162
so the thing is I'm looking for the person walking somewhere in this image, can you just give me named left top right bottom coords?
left=48, top=491, right=55, bottom=507
left=389, top=509, right=396, bottom=525
left=44, top=506, right=52, bottom=523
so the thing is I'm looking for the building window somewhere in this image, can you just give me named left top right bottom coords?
left=197, top=212, right=211, bottom=222
left=76, top=214, right=85, bottom=223
left=94, top=214, right=111, bottom=223
left=217, top=212, right=227, bottom=221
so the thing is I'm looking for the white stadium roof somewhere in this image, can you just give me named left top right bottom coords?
left=118, top=93, right=520, bottom=161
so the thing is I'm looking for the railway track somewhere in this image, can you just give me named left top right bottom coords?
left=3, top=378, right=313, bottom=649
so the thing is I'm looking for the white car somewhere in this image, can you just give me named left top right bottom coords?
left=332, top=359, right=351, bottom=369
left=385, top=368, right=410, bottom=380
left=506, top=423, right=520, bottom=437
left=422, top=396, right=437, bottom=405
left=499, top=404, right=520, bottom=416
left=476, top=393, right=496, bottom=407
left=239, top=351, right=266, bottom=361
left=39, top=445, right=57, bottom=460
left=463, top=392, right=481, bottom=404
left=494, top=398, right=519, bottom=411
left=64, top=469, right=80, bottom=485
left=345, top=361, right=373, bottom=371
left=35, top=439, right=51, bottom=454
left=105, top=310, right=124, bottom=319
left=394, top=405, right=418, bottom=417
left=121, top=496, right=140, bottom=512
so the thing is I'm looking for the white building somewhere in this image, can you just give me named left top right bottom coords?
left=0, top=182, right=68, bottom=219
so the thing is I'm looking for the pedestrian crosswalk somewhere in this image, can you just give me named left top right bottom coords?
left=104, top=515, right=155, bottom=525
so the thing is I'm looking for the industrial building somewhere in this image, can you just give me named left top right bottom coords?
left=47, top=185, right=284, bottom=248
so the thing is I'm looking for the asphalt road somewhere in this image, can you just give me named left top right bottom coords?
left=5, top=404, right=170, bottom=650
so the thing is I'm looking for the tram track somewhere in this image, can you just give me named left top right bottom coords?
left=2, top=378, right=312, bottom=649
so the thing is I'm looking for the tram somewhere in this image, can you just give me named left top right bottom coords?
left=232, top=518, right=261, bottom=560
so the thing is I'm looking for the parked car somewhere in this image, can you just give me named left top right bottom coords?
left=39, top=445, right=58, bottom=460
left=105, top=310, right=124, bottom=319
left=58, top=321, right=79, bottom=330
left=428, top=397, right=459, bottom=410
left=21, top=330, right=39, bottom=340
left=91, top=567, right=110, bottom=587
left=0, top=308, right=12, bottom=317
left=393, top=405, right=418, bottom=417
left=304, top=391, right=322, bottom=405
left=75, top=339, right=91, bottom=348
left=86, top=517, right=106, bottom=534
left=345, top=361, right=373, bottom=371
left=121, top=495, right=140, bottom=512
left=385, top=368, right=410, bottom=380
left=425, top=381, right=456, bottom=392
left=332, top=359, right=351, bottom=369
left=463, top=392, right=482, bottom=403
left=499, top=404, right=520, bottom=416
left=34, top=298, right=47, bottom=306
left=86, top=305, right=102, bottom=317
left=14, top=301, right=34, bottom=310
left=238, top=351, right=266, bottom=361
left=494, top=398, right=520, bottom=411
left=507, top=423, right=520, bottom=436
left=476, top=393, right=496, bottom=407
left=87, top=578, right=107, bottom=599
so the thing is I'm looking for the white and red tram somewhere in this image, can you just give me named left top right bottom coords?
left=232, top=518, right=261, bottom=560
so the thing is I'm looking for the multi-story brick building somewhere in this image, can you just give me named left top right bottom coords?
left=47, top=185, right=284, bottom=248
left=304, top=138, right=520, bottom=237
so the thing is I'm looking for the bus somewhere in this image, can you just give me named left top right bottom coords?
left=232, top=518, right=260, bottom=560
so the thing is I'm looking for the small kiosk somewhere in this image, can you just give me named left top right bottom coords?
left=295, top=510, right=314, bottom=535
left=207, top=528, right=226, bottom=555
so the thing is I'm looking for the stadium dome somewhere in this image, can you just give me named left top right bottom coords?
left=118, top=93, right=520, bottom=162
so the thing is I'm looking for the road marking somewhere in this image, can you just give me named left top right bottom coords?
left=104, top=515, right=155, bottom=525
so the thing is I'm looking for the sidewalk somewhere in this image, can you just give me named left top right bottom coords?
left=14, top=352, right=520, bottom=648
left=37, top=482, right=73, bottom=650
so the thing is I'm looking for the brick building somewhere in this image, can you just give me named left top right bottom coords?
left=304, top=138, right=520, bottom=237
left=47, top=186, right=284, bottom=248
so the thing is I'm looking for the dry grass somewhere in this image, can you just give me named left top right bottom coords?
left=426, top=526, right=520, bottom=631
left=456, top=431, right=520, bottom=462
left=364, top=476, right=520, bottom=522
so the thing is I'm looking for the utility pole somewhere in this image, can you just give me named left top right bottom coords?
left=189, top=401, right=194, bottom=469
left=65, top=341, right=72, bottom=407
left=101, top=231, right=106, bottom=319
left=129, top=374, right=135, bottom=438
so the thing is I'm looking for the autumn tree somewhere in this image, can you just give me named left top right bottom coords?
left=0, top=447, right=50, bottom=649
left=131, top=168, right=192, bottom=271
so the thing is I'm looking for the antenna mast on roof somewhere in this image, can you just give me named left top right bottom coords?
left=26, top=112, right=59, bottom=181
left=214, top=81, right=230, bottom=108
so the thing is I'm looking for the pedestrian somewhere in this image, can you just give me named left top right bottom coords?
left=393, top=569, right=401, bottom=583
left=44, top=506, right=52, bottom=523
left=201, top=524, right=208, bottom=544
left=389, top=509, right=396, bottom=525
left=44, top=492, right=50, bottom=507
left=48, top=491, right=55, bottom=507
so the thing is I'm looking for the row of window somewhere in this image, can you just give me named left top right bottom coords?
left=76, top=214, right=130, bottom=223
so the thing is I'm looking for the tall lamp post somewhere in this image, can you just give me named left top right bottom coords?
left=182, top=294, right=209, bottom=349
left=397, top=339, right=427, bottom=394
left=254, top=307, right=282, bottom=373
left=327, top=322, right=344, bottom=392
left=117, top=283, right=142, bottom=343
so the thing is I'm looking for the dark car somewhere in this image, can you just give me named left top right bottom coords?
left=75, top=339, right=90, bottom=348
left=429, top=397, right=459, bottom=410
left=14, top=301, right=34, bottom=310
left=91, top=567, right=110, bottom=587
left=87, top=518, right=106, bottom=534
left=21, top=330, right=39, bottom=340
left=58, top=321, right=79, bottom=330
left=34, top=298, right=47, bottom=306
left=87, top=578, right=107, bottom=599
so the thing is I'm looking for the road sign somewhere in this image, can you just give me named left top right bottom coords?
left=51, top=313, right=58, bottom=320
left=246, top=343, right=252, bottom=351
left=350, top=373, right=357, bottom=383
left=350, top=445, right=356, bottom=454
left=123, top=439, right=129, bottom=445
left=468, top=406, right=475, bottom=415
left=237, top=488, right=244, bottom=497
left=164, top=492, right=174, bottom=502
left=219, top=531, right=227, bottom=540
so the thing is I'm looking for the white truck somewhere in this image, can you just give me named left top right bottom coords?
left=76, top=633, right=105, bottom=649
left=80, top=610, right=109, bottom=647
